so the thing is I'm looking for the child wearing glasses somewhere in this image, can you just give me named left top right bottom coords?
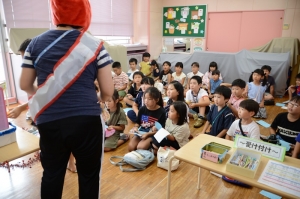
left=270, top=95, right=300, bottom=155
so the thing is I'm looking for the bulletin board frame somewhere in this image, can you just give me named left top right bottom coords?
left=162, top=5, right=207, bottom=37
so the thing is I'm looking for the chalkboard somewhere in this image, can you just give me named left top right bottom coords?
left=162, top=5, right=207, bottom=37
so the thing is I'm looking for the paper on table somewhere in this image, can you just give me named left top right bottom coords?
left=154, top=128, right=170, bottom=143
left=258, top=160, right=300, bottom=198
left=259, top=190, right=281, bottom=199
left=256, top=120, right=271, bottom=128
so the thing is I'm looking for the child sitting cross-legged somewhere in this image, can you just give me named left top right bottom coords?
left=186, top=76, right=210, bottom=128
left=207, top=69, right=222, bottom=99
left=128, top=87, right=166, bottom=152
left=112, top=61, right=129, bottom=100
left=226, top=99, right=260, bottom=141
left=104, top=89, right=128, bottom=152
left=227, top=79, right=246, bottom=118
left=269, top=95, right=300, bottom=155
left=151, top=101, right=190, bottom=155
left=128, top=58, right=139, bottom=82
left=127, top=77, right=154, bottom=123
left=223, top=99, right=260, bottom=187
left=200, top=86, right=235, bottom=138
left=123, top=71, right=144, bottom=107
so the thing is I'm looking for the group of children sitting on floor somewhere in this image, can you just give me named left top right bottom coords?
left=104, top=51, right=300, bottom=159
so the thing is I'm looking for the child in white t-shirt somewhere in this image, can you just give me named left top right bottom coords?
left=172, top=62, right=186, bottom=87
left=128, top=58, right=139, bottom=81
left=226, top=99, right=260, bottom=140
left=185, top=76, right=210, bottom=128
left=186, top=62, right=203, bottom=90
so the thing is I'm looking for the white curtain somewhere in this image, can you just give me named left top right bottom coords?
left=3, top=0, right=133, bottom=36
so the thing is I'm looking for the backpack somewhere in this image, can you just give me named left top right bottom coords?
left=109, top=150, right=155, bottom=172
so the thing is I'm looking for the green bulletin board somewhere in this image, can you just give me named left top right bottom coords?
left=163, top=5, right=207, bottom=37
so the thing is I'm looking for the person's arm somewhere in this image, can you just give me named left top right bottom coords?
left=217, top=129, right=228, bottom=138
left=227, top=102, right=238, bottom=118
left=259, top=95, right=265, bottom=108
left=201, top=121, right=211, bottom=134
left=7, top=103, right=28, bottom=118
left=225, top=134, right=233, bottom=141
left=97, top=64, right=114, bottom=102
left=191, top=96, right=210, bottom=108
left=269, top=127, right=276, bottom=136
left=270, top=85, right=275, bottom=97
left=109, top=124, right=125, bottom=131
left=243, top=84, right=249, bottom=98
left=180, top=77, right=186, bottom=86
left=167, top=73, right=172, bottom=84
left=117, top=83, right=127, bottom=91
left=132, top=102, right=139, bottom=115
left=187, top=78, right=191, bottom=89
left=292, top=142, right=300, bottom=158
left=20, top=68, right=37, bottom=95
left=207, top=80, right=211, bottom=95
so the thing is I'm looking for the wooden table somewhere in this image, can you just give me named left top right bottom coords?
left=0, top=127, right=40, bottom=172
left=167, top=134, right=300, bottom=199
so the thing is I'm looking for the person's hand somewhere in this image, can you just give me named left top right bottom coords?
left=107, top=125, right=114, bottom=131
left=227, top=101, right=232, bottom=107
left=289, top=85, right=295, bottom=89
left=151, top=126, right=157, bottom=133
left=259, top=102, right=264, bottom=108
left=7, top=107, right=22, bottom=119
left=127, top=94, right=133, bottom=100
left=242, top=90, right=248, bottom=98
left=189, top=103, right=195, bottom=108
left=290, top=144, right=295, bottom=150
left=141, top=133, right=148, bottom=140
left=131, top=126, right=138, bottom=133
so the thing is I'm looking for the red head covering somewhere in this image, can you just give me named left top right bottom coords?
left=50, top=0, right=91, bottom=31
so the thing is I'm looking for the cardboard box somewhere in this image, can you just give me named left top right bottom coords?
left=201, top=142, right=231, bottom=163
left=226, top=148, right=261, bottom=178
left=0, top=123, right=17, bottom=147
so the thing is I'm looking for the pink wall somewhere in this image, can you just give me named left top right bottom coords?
left=144, top=0, right=300, bottom=58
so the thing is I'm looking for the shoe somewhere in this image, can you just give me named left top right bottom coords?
left=193, top=113, right=198, bottom=121
left=194, top=118, right=204, bottom=128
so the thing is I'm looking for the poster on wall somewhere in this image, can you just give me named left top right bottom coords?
left=163, top=5, right=207, bottom=37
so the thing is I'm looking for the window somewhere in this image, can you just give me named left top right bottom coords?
left=3, top=0, right=133, bottom=37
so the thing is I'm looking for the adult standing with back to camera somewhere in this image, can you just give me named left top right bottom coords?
left=19, top=0, right=114, bottom=198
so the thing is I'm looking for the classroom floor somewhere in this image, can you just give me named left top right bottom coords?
left=0, top=96, right=291, bottom=199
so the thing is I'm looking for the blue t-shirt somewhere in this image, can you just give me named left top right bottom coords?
left=134, top=91, right=144, bottom=109
left=22, top=30, right=113, bottom=124
left=209, top=79, right=222, bottom=93
left=296, top=133, right=300, bottom=143
left=247, top=82, right=266, bottom=103
left=207, top=105, right=235, bottom=137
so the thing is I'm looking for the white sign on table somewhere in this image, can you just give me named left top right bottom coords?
left=234, top=135, right=286, bottom=162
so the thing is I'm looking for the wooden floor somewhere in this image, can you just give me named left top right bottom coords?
left=0, top=96, right=291, bottom=199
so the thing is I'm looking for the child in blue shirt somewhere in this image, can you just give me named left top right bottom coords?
left=201, top=86, right=235, bottom=138
left=127, top=77, right=154, bottom=123
left=292, top=133, right=300, bottom=159
left=208, top=69, right=222, bottom=99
